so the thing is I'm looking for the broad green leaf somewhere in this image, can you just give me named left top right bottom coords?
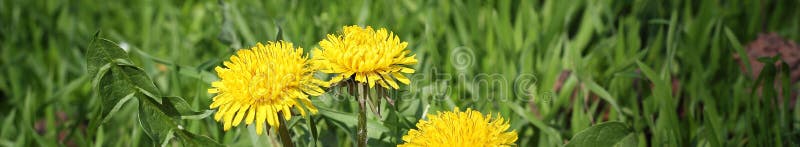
left=175, top=130, right=224, bottom=147
left=162, top=96, right=214, bottom=119
left=87, top=38, right=131, bottom=76
left=566, top=122, right=635, bottom=147
left=86, top=37, right=221, bottom=146
left=138, top=96, right=181, bottom=146
left=88, top=37, right=162, bottom=103
left=88, top=66, right=138, bottom=133
left=139, top=96, right=222, bottom=146
left=89, top=62, right=163, bottom=132
left=87, top=37, right=165, bottom=134
left=120, top=65, right=163, bottom=102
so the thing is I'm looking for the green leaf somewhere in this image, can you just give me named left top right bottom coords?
left=87, top=37, right=166, bottom=134
left=636, top=60, right=674, bottom=103
left=702, top=110, right=722, bottom=147
left=139, top=96, right=221, bottom=146
left=88, top=38, right=162, bottom=103
left=725, top=27, right=751, bottom=75
left=138, top=96, right=181, bottom=146
left=504, top=102, right=563, bottom=146
left=275, top=25, right=283, bottom=41
left=88, top=66, right=138, bottom=133
left=752, top=56, right=780, bottom=99
left=120, top=65, right=163, bottom=102
left=162, top=96, right=214, bottom=120
left=130, top=48, right=218, bottom=84
left=583, top=79, right=624, bottom=121
left=318, top=107, right=390, bottom=139
left=175, top=130, right=224, bottom=147
left=86, top=36, right=221, bottom=146
left=636, top=61, right=681, bottom=145
left=307, top=115, right=319, bottom=146
left=565, top=122, right=635, bottom=147
left=0, top=109, right=17, bottom=139
left=87, top=38, right=131, bottom=77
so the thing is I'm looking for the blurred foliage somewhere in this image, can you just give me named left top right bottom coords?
left=1, top=0, right=799, bottom=146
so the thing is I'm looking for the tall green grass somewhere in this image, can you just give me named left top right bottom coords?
left=1, top=0, right=799, bottom=146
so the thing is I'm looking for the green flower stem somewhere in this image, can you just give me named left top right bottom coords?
left=356, top=82, right=368, bottom=147
left=277, top=113, right=295, bottom=147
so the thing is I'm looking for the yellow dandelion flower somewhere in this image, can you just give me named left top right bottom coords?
left=399, top=107, right=518, bottom=147
left=208, top=41, right=328, bottom=135
left=312, top=25, right=418, bottom=89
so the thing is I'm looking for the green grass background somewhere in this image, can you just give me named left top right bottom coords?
left=1, top=0, right=799, bottom=146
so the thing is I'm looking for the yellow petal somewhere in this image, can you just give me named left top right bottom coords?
left=329, top=75, right=344, bottom=83
left=399, top=55, right=418, bottom=65
left=301, top=98, right=318, bottom=114
left=211, top=81, right=224, bottom=88
left=393, top=72, right=411, bottom=84
left=245, top=107, right=256, bottom=125
left=302, top=85, right=325, bottom=96
left=256, top=119, right=264, bottom=135
left=282, top=106, right=292, bottom=120
left=380, top=73, right=399, bottom=89
left=267, top=106, right=278, bottom=127
left=214, top=105, right=228, bottom=121
left=231, top=105, right=250, bottom=127
left=209, top=96, right=227, bottom=108
left=376, top=78, right=390, bottom=89
left=256, top=105, right=267, bottom=134
left=222, top=105, right=238, bottom=130
left=400, top=67, right=415, bottom=73
left=367, top=73, right=380, bottom=88
left=295, top=100, right=308, bottom=117
left=312, top=79, right=331, bottom=87
left=355, top=73, right=367, bottom=83
left=330, top=72, right=353, bottom=84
